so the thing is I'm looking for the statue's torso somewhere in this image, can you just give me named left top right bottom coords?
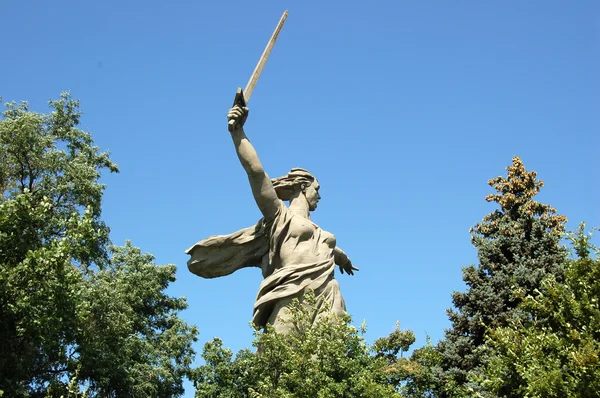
left=278, top=211, right=336, bottom=268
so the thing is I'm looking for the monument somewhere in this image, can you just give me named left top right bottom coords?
left=185, top=11, right=358, bottom=333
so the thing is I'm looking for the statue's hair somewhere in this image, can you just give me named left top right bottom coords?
left=271, top=168, right=315, bottom=201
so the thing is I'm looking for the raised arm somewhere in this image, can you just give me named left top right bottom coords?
left=333, top=246, right=359, bottom=276
left=227, top=105, right=280, bottom=220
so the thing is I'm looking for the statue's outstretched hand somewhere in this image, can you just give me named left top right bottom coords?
left=339, top=258, right=359, bottom=276
left=227, top=105, right=249, bottom=132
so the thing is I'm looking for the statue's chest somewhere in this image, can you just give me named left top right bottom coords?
left=288, top=217, right=336, bottom=248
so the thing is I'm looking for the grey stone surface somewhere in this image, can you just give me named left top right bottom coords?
left=186, top=106, right=358, bottom=332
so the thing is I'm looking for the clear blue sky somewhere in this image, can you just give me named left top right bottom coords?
left=3, top=1, right=599, bottom=395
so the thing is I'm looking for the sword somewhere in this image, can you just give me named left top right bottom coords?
left=228, top=10, right=288, bottom=129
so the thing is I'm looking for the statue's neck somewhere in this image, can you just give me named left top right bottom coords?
left=288, top=194, right=310, bottom=219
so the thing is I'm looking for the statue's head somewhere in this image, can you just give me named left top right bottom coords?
left=272, top=168, right=320, bottom=211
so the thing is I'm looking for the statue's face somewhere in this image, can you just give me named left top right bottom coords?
left=303, top=180, right=321, bottom=211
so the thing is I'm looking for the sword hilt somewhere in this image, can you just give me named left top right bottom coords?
left=228, top=87, right=247, bottom=130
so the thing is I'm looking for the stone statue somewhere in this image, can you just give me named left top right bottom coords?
left=186, top=105, right=358, bottom=333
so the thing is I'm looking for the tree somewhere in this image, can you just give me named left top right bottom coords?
left=192, top=291, right=410, bottom=397
left=479, top=223, right=600, bottom=397
left=69, top=242, right=198, bottom=397
left=0, top=94, right=198, bottom=397
left=393, top=337, right=443, bottom=398
left=436, top=156, right=568, bottom=396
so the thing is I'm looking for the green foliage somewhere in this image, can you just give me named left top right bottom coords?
left=396, top=338, right=443, bottom=398
left=373, top=322, right=416, bottom=361
left=0, top=94, right=117, bottom=267
left=436, top=156, right=568, bottom=397
left=0, top=95, right=197, bottom=397
left=371, top=323, right=441, bottom=397
left=74, top=242, right=199, bottom=397
left=0, top=193, right=96, bottom=396
left=478, top=223, right=600, bottom=397
left=192, top=291, right=410, bottom=397
left=0, top=94, right=118, bottom=396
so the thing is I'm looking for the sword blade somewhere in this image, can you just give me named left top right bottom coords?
left=243, top=10, right=288, bottom=103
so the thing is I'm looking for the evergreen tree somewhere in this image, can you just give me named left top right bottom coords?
left=436, top=156, right=568, bottom=396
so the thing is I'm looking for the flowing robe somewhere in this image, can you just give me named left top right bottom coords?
left=186, top=200, right=346, bottom=331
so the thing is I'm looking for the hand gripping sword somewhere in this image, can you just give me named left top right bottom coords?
left=228, top=10, right=288, bottom=129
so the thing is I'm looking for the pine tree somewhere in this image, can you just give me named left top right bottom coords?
left=437, top=156, right=568, bottom=397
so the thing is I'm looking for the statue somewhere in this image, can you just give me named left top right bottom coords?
left=185, top=105, right=358, bottom=333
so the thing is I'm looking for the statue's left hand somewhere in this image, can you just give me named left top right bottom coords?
left=339, top=258, right=359, bottom=276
